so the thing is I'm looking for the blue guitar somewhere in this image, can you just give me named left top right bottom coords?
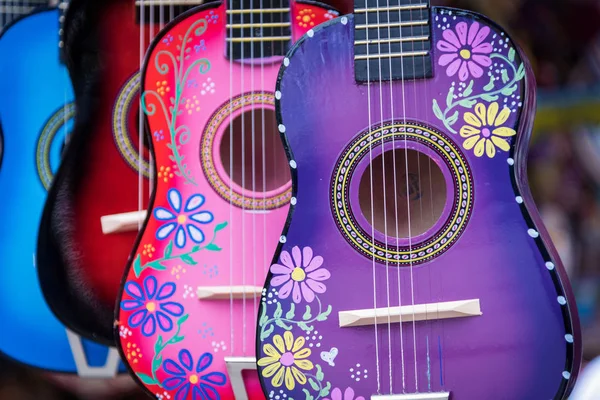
left=0, top=1, right=126, bottom=376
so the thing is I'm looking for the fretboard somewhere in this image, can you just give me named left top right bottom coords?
left=135, top=0, right=205, bottom=24
left=0, top=0, right=49, bottom=31
left=226, top=0, right=291, bottom=61
left=353, top=0, right=432, bottom=83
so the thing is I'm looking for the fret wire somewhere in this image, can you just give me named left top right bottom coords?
left=226, top=36, right=290, bottom=42
left=134, top=0, right=203, bottom=5
left=354, top=50, right=429, bottom=60
left=226, top=22, right=290, bottom=28
left=355, top=20, right=428, bottom=29
left=354, top=35, right=429, bottom=45
left=354, top=3, right=427, bottom=13
left=226, top=8, right=289, bottom=14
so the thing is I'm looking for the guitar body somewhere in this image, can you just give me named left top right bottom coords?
left=256, top=7, right=581, bottom=400
left=0, top=7, right=125, bottom=376
left=37, top=0, right=151, bottom=343
left=115, top=2, right=338, bottom=399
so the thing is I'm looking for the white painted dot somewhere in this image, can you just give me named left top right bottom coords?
left=341, top=16, right=348, bottom=25
left=565, top=334, right=573, bottom=343
left=283, top=58, right=290, bottom=67
left=563, top=371, right=571, bottom=379
left=515, top=196, right=523, bottom=204
left=527, top=229, right=539, bottom=238
left=546, top=262, right=555, bottom=270
left=307, top=29, right=314, bottom=37
left=279, top=235, right=287, bottom=243
left=289, top=160, right=297, bottom=169
left=275, top=91, right=282, bottom=100
left=290, top=197, right=297, bottom=205
left=507, top=158, right=514, bottom=166
left=557, top=296, right=566, bottom=305
left=278, top=124, right=286, bottom=133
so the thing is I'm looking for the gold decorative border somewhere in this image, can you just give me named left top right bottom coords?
left=201, top=92, right=291, bottom=210
left=331, top=122, right=474, bottom=265
left=36, top=102, right=75, bottom=190
left=112, top=72, right=150, bottom=177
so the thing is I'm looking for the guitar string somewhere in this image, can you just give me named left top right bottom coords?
left=229, top=0, right=236, bottom=357
left=240, top=0, right=248, bottom=356
left=138, top=0, right=145, bottom=235
left=249, top=0, right=257, bottom=358
left=371, top=0, right=393, bottom=392
left=386, top=0, right=407, bottom=393
left=363, top=0, right=382, bottom=392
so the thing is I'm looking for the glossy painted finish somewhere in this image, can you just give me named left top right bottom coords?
left=0, top=8, right=125, bottom=374
left=115, top=2, right=338, bottom=399
left=256, top=8, right=581, bottom=400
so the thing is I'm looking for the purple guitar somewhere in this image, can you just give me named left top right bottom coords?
left=255, top=1, right=581, bottom=399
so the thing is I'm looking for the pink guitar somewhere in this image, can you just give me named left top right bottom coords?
left=114, top=2, right=338, bottom=399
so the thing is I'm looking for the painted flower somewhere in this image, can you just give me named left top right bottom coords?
left=324, top=387, right=365, bottom=400
left=437, top=21, right=492, bottom=81
left=154, top=188, right=214, bottom=248
left=121, top=276, right=184, bottom=336
left=270, top=246, right=330, bottom=303
left=257, top=331, right=313, bottom=390
left=460, top=102, right=516, bottom=158
left=163, top=350, right=226, bottom=400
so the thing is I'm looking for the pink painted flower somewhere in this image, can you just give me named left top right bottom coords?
left=270, top=246, right=330, bottom=303
left=325, top=387, right=365, bottom=400
left=437, top=21, right=493, bottom=81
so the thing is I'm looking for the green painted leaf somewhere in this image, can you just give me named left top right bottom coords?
left=308, top=377, right=320, bottom=391
left=177, top=314, right=189, bottom=326
left=298, top=321, right=313, bottom=332
left=508, top=48, right=516, bottom=62
left=171, top=335, right=185, bottom=344
left=154, top=335, right=164, bottom=353
left=302, top=389, right=314, bottom=400
left=133, top=255, right=142, bottom=277
left=275, top=319, right=292, bottom=330
left=259, top=305, right=268, bottom=326
left=181, top=254, right=198, bottom=265
left=501, top=69, right=509, bottom=84
left=446, top=86, right=455, bottom=108
left=164, top=241, right=173, bottom=258
left=320, top=382, right=331, bottom=397
left=432, top=99, right=443, bottom=121
left=286, top=303, right=295, bottom=319
left=446, top=111, right=459, bottom=127
left=458, top=99, right=477, bottom=109
left=205, top=243, right=222, bottom=251
left=150, top=263, right=168, bottom=272
left=261, top=324, right=274, bottom=340
left=501, top=85, right=518, bottom=96
left=483, top=76, right=495, bottom=91
left=303, top=305, right=312, bottom=320
left=136, top=373, right=158, bottom=386
left=515, top=63, right=525, bottom=80
left=316, top=305, right=332, bottom=321
left=481, top=94, right=499, bottom=102
left=463, top=80, right=474, bottom=97
left=214, top=221, right=228, bottom=232
left=316, top=364, right=324, bottom=381
left=152, top=354, right=163, bottom=372
left=274, top=302, right=283, bottom=319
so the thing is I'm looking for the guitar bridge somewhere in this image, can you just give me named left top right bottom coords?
left=371, top=393, right=450, bottom=400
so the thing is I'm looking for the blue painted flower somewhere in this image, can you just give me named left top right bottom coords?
left=163, top=350, right=226, bottom=400
left=154, top=129, right=165, bottom=141
left=120, top=276, right=184, bottom=337
left=194, top=39, right=207, bottom=53
left=154, top=188, right=214, bottom=248
left=162, top=34, right=174, bottom=45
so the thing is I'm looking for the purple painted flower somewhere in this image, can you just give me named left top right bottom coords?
left=120, top=276, right=184, bottom=337
left=163, top=350, right=226, bottom=400
left=270, top=246, right=330, bottom=303
left=154, top=188, right=214, bottom=249
left=437, top=21, right=493, bottom=81
left=324, top=387, right=365, bottom=400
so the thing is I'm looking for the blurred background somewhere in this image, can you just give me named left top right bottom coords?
left=2, top=0, right=600, bottom=398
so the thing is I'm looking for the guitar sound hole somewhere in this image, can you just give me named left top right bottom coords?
left=358, top=148, right=447, bottom=238
left=220, top=108, right=290, bottom=193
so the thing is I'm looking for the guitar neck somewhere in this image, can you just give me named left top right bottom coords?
left=226, top=0, right=292, bottom=60
left=0, top=0, right=50, bottom=30
left=353, top=0, right=433, bottom=82
left=135, top=0, right=205, bottom=24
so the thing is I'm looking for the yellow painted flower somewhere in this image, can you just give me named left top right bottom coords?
left=459, top=102, right=516, bottom=158
left=142, top=243, right=155, bottom=258
left=158, top=165, right=174, bottom=183
left=171, top=264, right=186, bottom=280
left=257, top=331, right=313, bottom=390
left=126, top=342, right=142, bottom=364
left=156, top=80, right=170, bottom=96
left=296, top=9, right=316, bottom=28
